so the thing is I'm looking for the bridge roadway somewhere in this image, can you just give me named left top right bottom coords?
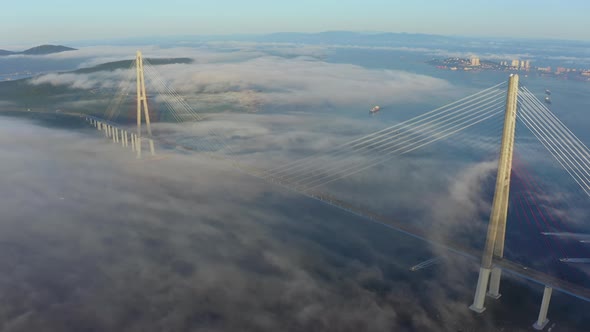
left=300, top=190, right=590, bottom=304
left=5, top=110, right=590, bottom=304
left=0, top=108, right=85, bottom=118
left=180, top=133, right=590, bottom=304
left=80, top=113, right=590, bottom=305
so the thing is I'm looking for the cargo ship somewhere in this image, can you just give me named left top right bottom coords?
left=369, top=105, right=381, bottom=114
left=545, top=89, right=551, bottom=95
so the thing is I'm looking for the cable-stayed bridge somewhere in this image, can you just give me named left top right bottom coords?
left=68, top=51, right=590, bottom=330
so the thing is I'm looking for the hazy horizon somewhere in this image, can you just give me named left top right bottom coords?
left=3, top=0, right=590, bottom=44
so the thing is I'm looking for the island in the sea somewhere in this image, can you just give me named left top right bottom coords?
left=0, top=44, right=77, bottom=56
left=428, top=56, right=590, bottom=82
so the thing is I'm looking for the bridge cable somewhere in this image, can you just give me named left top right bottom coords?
left=264, top=81, right=508, bottom=177
left=269, top=90, right=507, bottom=186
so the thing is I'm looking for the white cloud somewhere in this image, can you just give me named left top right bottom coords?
left=1, top=107, right=588, bottom=331
left=28, top=51, right=454, bottom=111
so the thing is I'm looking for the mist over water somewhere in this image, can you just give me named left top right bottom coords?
left=1, top=36, right=590, bottom=331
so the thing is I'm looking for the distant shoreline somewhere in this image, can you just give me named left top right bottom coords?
left=428, top=57, right=590, bottom=83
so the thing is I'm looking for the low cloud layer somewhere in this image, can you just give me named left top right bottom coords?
left=4, top=39, right=590, bottom=331
left=24, top=44, right=454, bottom=113
left=1, top=113, right=588, bottom=331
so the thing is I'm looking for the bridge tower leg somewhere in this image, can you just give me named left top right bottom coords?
left=135, top=50, right=152, bottom=159
left=533, top=286, right=552, bottom=330
left=470, top=74, right=519, bottom=313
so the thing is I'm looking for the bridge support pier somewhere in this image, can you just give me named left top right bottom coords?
left=103, top=124, right=108, bottom=137
left=487, top=267, right=502, bottom=299
left=131, top=133, right=136, bottom=151
left=533, top=286, right=552, bottom=330
left=112, top=127, right=117, bottom=143
left=149, top=139, right=155, bottom=156
left=470, top=267, right=491, bottom=313
left=136, top=136, right=142, bottom=159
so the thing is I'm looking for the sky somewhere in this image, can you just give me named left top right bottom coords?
left=2, top=0, right=590, bottom=45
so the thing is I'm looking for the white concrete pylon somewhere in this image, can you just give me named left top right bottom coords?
left=533, top=286, right=552, bottom=330
left=112, top=127, right=117, bottom=143
left=470, top=74, right=519, bottom=313
left=135, top=51, right=152, bottom=148
left=488, top=266, right=502, bottom=299
left=469, top=267, right=491, bottom=313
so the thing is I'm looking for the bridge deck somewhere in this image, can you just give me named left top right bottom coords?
left=9, top=111, right=589, bottom=304
left=301, top=190, right=590, bottom=303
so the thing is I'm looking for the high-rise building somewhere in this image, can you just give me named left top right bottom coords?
left=470, top=56, right=480, bottom=66
left=511, top=59, right=520, bottom=67
left=524, top=60, right=531, bottom=69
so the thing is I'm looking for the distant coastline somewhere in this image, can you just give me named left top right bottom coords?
left=428, top=57, right=590, bottom=82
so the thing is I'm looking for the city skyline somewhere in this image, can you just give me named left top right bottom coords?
left=2, top=0, right=590, bottom=44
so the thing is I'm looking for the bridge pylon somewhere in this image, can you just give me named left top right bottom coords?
left=470, top=74, right=519, bottom=313
left=135, top=50, right=153, bottom=158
